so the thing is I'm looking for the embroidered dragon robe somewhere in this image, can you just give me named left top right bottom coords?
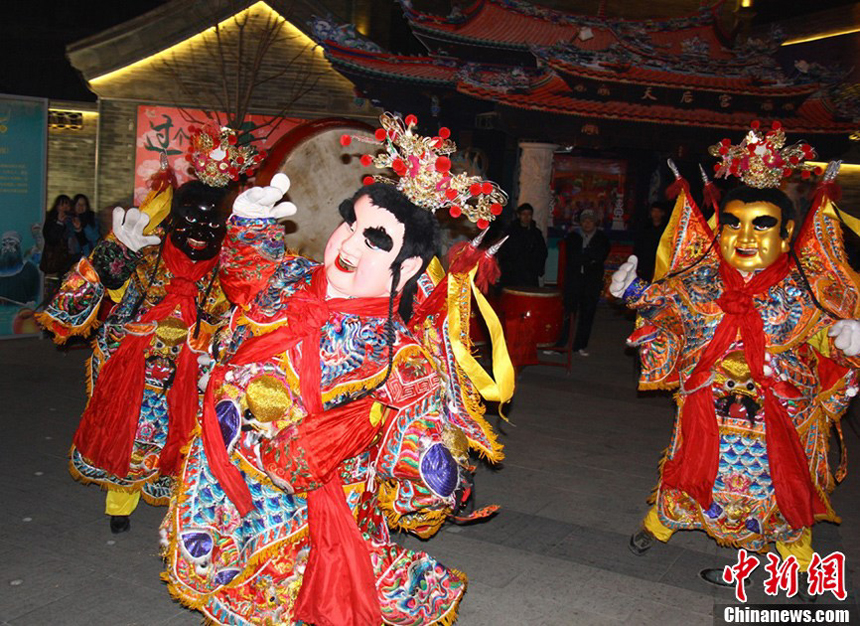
left=161, top=217, right=469, bottom=625
left=629, top=255, right=857, bottom=551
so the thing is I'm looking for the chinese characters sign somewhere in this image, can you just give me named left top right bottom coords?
left=724, top=549, right=847, bottom=603
left=134, top=105, right=304, bottom=204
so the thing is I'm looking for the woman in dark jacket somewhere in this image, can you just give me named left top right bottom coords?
left=69, top=194, right=100, bottom=260
left=40, top=194, right=75, bottom=277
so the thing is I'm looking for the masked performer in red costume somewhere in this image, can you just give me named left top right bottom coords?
left=160, top=113, right=513, bottom=625
left=611, top=123, right=860, bottom=592
left=37, top=128, right=260, bottom=533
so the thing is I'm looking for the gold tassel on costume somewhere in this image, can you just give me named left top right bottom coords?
left=446, top=265, right=514, bottom=418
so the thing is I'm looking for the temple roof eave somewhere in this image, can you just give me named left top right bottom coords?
left=481, top=89, right=851, bottom=134
left=545, top=58, right=822, bottom=96
left=67, top=0, right=339, bottom=82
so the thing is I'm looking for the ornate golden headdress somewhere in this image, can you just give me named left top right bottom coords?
left=708, top=121, right=821, bottom=189
left=185, top=125, right=264, bottom=187
left=341, top=112, right=507, bottom=228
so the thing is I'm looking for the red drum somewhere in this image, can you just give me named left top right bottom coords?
left=501, top=287, right=563, bottom=348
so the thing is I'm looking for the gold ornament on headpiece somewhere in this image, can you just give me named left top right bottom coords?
left=708, top=121, right=822, bottom=189
left=341, top=112, right=508, bottom=229
left=185, top=125, right=265, bottom=187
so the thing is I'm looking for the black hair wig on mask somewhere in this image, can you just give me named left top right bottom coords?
left=719, top=186, right=795, bottom=239
left=338, top=183, right=440, bottom=321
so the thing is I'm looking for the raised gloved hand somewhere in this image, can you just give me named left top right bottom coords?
left=232, top=173, right=297, bottom=220
left=828, top=320, right=860, bottom=357
left=112, top=207, right=161, bottom=252
left=609, top=254, right=639, bottom=298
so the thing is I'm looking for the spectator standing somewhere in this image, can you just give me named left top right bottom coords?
left=633, top=202, right=669, bottom=281
left=561, top=209, right=610, bottom=356
left=69, top=194, right=100, bottom=261
left=498, top=203, right=548, bottom=288
left=40, top=194, right=75, bottom=278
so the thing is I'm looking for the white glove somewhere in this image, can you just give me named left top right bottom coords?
left=828, top=320, right=860, bottom=357
left=609, top=255, right=639, bottom=299
left=112, top=207, right=161, bottom=252
left=232, top=173, right=297, bottom=220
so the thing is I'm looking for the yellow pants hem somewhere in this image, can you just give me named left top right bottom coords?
left=105, top=489, right=140, bottom=516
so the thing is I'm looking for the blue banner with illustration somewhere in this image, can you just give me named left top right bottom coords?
left=0, top=95, right=47, bottom=337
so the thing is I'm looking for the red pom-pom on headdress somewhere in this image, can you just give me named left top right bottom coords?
left=347, top=112, right=508, bottom=226
left=708, top=122, right=817, bottom=188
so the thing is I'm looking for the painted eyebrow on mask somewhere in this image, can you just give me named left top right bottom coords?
left=752, top=215, right=778, bottom=228
left=722, top=213, right=740, bottom=226
left=364, top=226, right=393, bottom=252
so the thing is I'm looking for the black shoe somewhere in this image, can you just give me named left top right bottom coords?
left=628, top=527, right=655, bottom=556
left=110, top=515, right=130, bottom=534
left=795, top=574, right=817, bottom=603
left=699, top=568, right=733, bottom=588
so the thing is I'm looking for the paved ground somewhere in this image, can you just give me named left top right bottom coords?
left=1, top=305, right=859, bottom=625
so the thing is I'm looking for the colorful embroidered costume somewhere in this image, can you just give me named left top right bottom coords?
left=623, top=170, right=858, bottom=557
left=36, top=165, right=233, bottom=523
left=37, top=232, right=229, bottom=505
left=161, top=214, right=507, bottom=625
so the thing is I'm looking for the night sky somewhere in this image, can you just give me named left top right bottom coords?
left=0, top=0, right=167, bottom=101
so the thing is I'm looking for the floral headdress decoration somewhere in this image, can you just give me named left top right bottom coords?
left=708, top=120, right=821, bottom=189
left=341, top=112, right=507, bottom=229
left=185, top=125, right=266, bottom=187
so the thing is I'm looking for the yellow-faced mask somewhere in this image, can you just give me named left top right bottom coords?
left=719, top=200, right=794, bottom=272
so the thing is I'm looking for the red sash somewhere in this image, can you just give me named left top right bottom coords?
left=74, top=238, right=217, bottom=478
left=201, top=267, right=395, bottom=625
left=661, top=255, right=826, bottom=529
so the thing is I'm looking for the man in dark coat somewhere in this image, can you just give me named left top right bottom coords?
left=499, top=203, right=547, bottom=288
left=562, top=209, right=610, bottom=355
left=633, top=202, right=669, bottom=282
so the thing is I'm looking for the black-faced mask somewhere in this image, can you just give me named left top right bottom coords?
left=170, top=200, right=227, bottom=261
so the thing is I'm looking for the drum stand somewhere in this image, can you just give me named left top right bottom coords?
left=536, top=313, right=576, bottom=374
